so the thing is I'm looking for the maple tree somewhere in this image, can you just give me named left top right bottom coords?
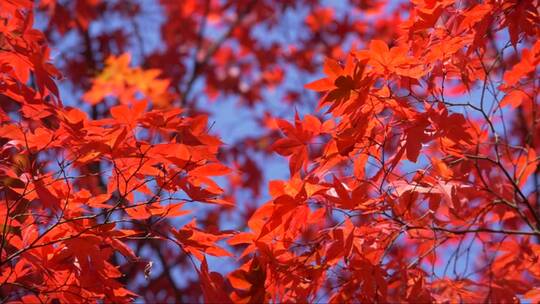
left=0, top=0, right=539, bottom=302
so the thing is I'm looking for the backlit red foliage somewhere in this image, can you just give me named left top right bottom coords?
left=1, top=0, right=539, bottom=303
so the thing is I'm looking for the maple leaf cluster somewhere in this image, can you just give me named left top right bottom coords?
left=0, top=0, right=539, bottom=303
